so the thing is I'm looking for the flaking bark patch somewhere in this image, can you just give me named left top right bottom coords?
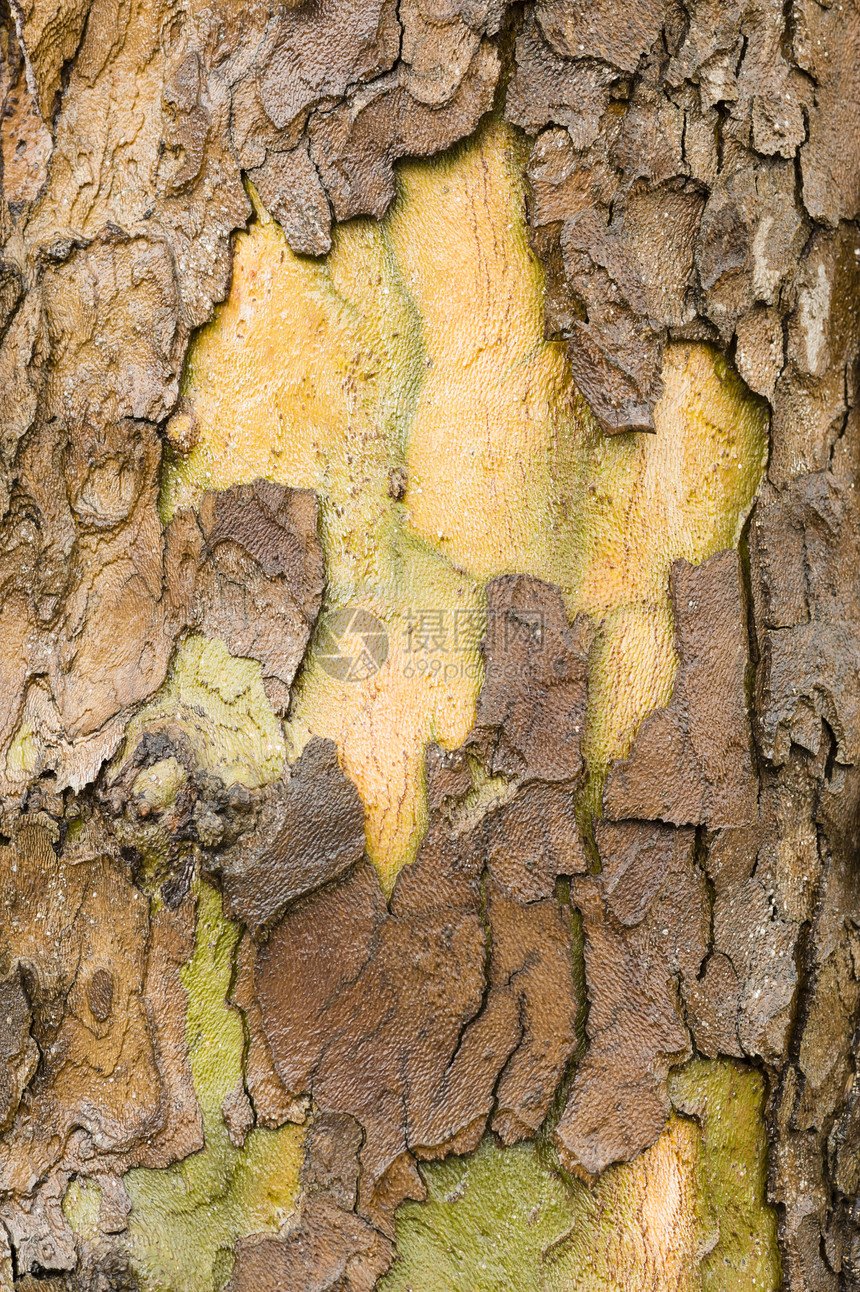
left=603, top=550, right=758, bottom=829
left=0, top=822, right=200, bottom=1276
left=252, top=575, right=588, bottom=1241
left=555, top=821, right=708, bottom=1177
left=212, top=737, right=367, bottom=937
left=513, top=0, right=859, bottom=439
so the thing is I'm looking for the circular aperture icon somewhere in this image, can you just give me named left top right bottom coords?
left=315, top=607, right=389, bottom=682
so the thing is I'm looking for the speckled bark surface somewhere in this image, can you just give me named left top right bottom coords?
left=0, top=0, right=859, bottom=1286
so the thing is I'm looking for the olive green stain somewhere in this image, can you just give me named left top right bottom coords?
left=118, top=882, right=304, bottom=1292
left=106, top=635, right=288, bottom=896
left=121, top=636, right=287, bottom=792
left=671, top=1060, right=782, bottom=1290
left=381, top=1061, right=780, bottom=1292
left=63, top=1176, right=102, bottom=1242
left=379, top=1137, right=578, bottom=1292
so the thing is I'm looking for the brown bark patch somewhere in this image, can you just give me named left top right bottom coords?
left=250, top=575, right=587, bottom=1233
left=0, top=822, right=199, bottom=1275
left=554, top=820, right=708, bottom=1177
left=604, top=548, right=758, bottom=828
left=214, top=737, right=367, bottom=937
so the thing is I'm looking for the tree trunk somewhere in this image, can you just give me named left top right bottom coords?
left=0, top=0, right=858, bottom=1288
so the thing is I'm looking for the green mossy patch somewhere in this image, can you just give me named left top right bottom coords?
left=120, top=883, right=304, bottom=1292
left=121, top=636, right=287, bottom=792
left=381, top=1060, right=780, bottom=1292
left=380, top=1137, right=577, bottom=1292
left=671, top=1060, right=782, bottom=1291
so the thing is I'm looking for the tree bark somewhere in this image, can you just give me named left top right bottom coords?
left=0, top=0, right=858, bottom=1288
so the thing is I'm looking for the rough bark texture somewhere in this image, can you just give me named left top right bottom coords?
left=0, top=0, right=859, bottom=1286
left=248, top=577, right=587, bottom=1236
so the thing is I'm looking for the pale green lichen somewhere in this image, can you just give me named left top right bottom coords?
left=132, top=756, right=188, bottom=810
left=120, top=636, right=286, bottom=793
left=120, top=883, right=304, bottom=1292
left=62, top=1177, right=102, bottom=1242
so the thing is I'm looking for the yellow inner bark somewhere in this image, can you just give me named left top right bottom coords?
left=162, top=116, right=767, bottom=888
left=124, top=113, right=778, bottom=1292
